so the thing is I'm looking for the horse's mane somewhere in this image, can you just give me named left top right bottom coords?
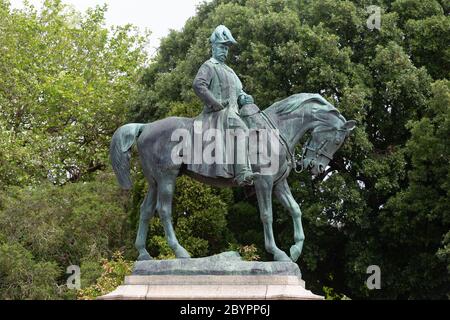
left=267, top=93, right=333, bottom=115
left=267, top=93, right=346, bottom=125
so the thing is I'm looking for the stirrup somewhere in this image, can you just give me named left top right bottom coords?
left=235, top=172, right=260, bottom=186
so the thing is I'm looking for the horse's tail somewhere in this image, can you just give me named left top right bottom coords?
left=110, top=123, right=147, bottom=190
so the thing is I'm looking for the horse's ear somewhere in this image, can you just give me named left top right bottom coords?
left=343, top=120, right=357, bottom=131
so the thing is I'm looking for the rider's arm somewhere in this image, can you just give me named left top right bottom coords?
left=193, top=63, right=223, bottom=112
left=235, top=73, right=254, bottom=108
left=238, top=91, right=255, bottom=108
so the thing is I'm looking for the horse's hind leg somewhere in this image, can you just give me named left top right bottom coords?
left=135, top=177, right=157, bottom=261
left=274, top=179, right=305, bottom=262
left=157, top=173, right=191, bottom=259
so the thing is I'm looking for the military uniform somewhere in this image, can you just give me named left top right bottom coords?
left=190, top=57, right=251, bottom=179
left=188, top=25, right=256, bottom=185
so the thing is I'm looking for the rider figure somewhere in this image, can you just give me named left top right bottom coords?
left=193, top=25, right=258, bottom=186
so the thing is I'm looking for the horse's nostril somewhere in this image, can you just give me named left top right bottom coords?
left=318, top=164, right=324, bottom=173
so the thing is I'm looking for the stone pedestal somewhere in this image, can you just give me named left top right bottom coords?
left=98, top=252, right=323, bottom=300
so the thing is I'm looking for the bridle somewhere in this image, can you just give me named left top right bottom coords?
left=260, top=111, right=347, bottom=174
left=295, top=127, right=347, bottom=173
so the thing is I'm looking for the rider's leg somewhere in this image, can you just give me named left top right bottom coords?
left=228, top=116, right=259, bottom=186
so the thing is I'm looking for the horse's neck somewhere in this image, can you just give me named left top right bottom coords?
left=266, top=104, right=318, bottom=152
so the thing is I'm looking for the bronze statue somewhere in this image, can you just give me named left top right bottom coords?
left=110, top=25, right=356, bottom=262
left=191, top=25, right=258, bottom=186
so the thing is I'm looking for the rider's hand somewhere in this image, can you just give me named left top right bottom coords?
left=212, top=101, right=227, bottom=112
left=238, top=94, right=254, bottom=107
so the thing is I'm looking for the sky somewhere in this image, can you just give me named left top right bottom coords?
left=9, top=0, right=210, bottom=56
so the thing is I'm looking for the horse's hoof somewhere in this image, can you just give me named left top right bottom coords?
left=137, top=252, right=153, bottom=261
left=290, top=245, right=302, bottom=262
left=274, top=250, right=291, bottom=262
left=175, top=247, right=191, bottom=259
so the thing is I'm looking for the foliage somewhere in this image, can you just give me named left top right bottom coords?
left=227, top=243, right=261, bottom=261
left=0, top=172, right=133, bottom=266
left=77, top=251, right=133, bottom=300
left=0, top=172, right=135, bottom=299
left=323, top=285, right=351, bottom=300
left=0, top=242, right=61, bottom=300
left=0, top=0, right=148, bottom=186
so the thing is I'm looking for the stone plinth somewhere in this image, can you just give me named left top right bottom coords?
left=98, top=252, right=323, bottom=300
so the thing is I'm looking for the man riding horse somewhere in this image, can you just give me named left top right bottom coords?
left=192, top=25, right=259, bottom=186
left=110, top=25, right=356, bottom=262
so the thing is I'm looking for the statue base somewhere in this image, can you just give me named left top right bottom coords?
left=98, top=252, right=323, bottom=300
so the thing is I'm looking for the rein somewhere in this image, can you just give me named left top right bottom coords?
left=260, top=112, right=346, bottom=174
left=260, top=111, right=304, bottom=173
left=303, top=127, right=348, bottom=164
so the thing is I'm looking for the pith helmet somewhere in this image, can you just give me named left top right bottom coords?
left=210, top=25, right=237, bottom=45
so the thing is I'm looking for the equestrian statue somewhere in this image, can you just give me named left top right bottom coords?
left=110, top=25, right=356, bottom=262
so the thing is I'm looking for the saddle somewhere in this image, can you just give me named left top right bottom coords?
left=239, top=103, right=269, bottom=130
left=185, top=103, right=292, bottom=181
left=240, top=103, right=296, bottom=176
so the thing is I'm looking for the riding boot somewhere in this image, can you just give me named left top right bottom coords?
left=234, top=163, right=260, bottom=186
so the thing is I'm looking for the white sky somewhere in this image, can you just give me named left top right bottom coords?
left=9, top=0, right=210, bottom=56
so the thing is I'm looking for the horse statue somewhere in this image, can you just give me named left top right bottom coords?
left=110, top=93, right=356, bottom=262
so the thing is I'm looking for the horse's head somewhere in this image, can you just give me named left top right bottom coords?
left=302, top=107, right=356, bottom=176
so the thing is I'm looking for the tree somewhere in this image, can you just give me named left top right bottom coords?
left=381, top=80, right=450, bottom=298
left=0, top=0, right=148, bottom=186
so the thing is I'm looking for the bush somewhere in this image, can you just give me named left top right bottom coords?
left=0, top=243, right=60, bottom=300
left=0, top=172, right=133, bottom=267
left=77, top=251, right=133, bottom=300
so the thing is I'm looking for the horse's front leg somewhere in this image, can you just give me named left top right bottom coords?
left=254, top=177, right=291, bottom=262
left=274, top=179, right=305, bottom=262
